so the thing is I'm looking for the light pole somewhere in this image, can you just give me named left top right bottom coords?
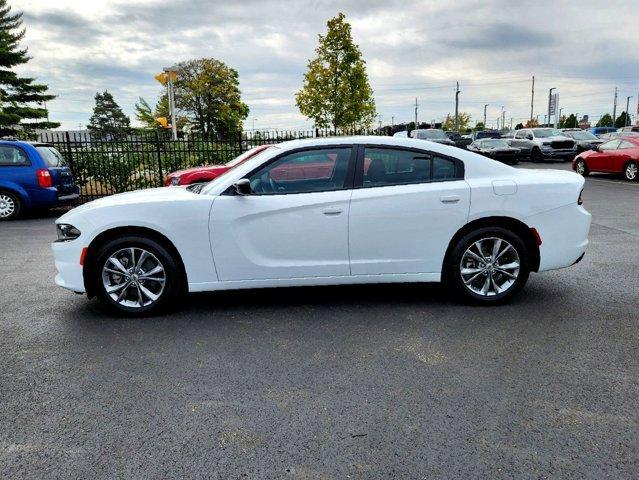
left=547, top=87, right=556, bottom=127
left=626, top=96, right=633, bottom=126
left=558, top=107, right=563, bottom=127
left=575, top=113, right=579, bottom=129
left=455, top=82, right=460, bottom=131
left=500, top=106, right=505, bottom=131
left=483, top=104, right=489, bottom=130
left=163, top=66, right=179, bottom=140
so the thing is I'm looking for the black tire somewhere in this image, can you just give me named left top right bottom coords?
left=93, top=235, right=184, bottom=316
left=575, top=158, right=589, bottom=177
left=446, top=227, right=531, bottom=305
left=624, top=161, right=638, bottom=182
left=530, top=148, right=543, bottom=163
left=509, top=157, right=520, bottom=166
left=0, top=190, right=22, bottom=221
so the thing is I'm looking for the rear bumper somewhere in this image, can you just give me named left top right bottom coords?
left=525, top=203, right=591, bottom=272
left=30, top=186, right=80, bottom=207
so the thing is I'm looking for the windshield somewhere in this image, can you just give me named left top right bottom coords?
left=225, top=145, right=272, bottom=168
left=565, top=131, right=597, bottom=140
left=415, top=129, right=447, bottom=139
left=532, top=128, right=563, bottom=138
left=481, top=139, right=509, bottom=148
left=200, top=146, right=279, bottom=194
left=476, top=131, right=500, bottom=139
left=36, top=146, right=67, bottom=167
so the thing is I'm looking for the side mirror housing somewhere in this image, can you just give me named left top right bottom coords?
left=234, top=178, right=252, bottom=195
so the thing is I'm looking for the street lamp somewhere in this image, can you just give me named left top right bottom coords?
left=547, top=87, right=556, bottom=127
left=626, top=96, right=633, bottom=126
left=483, top=104, right=489, bottom=129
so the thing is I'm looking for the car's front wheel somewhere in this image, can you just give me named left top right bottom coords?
left=530, top=148, right=543, bottom=163
left=575, top=158, right=589, bottom=176
left=0, top=191, right=21, bottom=221
left=94, top=235, right=183, bottom=316
left=624, top=161, right=638, bottom=181
left=447, top=227, right=530, bottom=304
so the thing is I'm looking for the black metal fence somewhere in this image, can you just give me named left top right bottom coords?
left=38, top=129, right=382, bottom=203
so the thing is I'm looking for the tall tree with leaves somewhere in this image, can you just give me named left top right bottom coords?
left=614, top=111, right=630, bottom=128
left=87, top=90, right=131, bottom=139
left=596, top=113, right=613, bottom=127
left=135, top=94, right=188, bottom=131
left=173, top=58, right=248, bottom=138
left=296, top=13, right=376, bottom=130
left=442, top=112, right=471, bottom=131
left=0, top=0, right=58, bottom=136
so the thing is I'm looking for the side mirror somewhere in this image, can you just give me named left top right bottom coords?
left=233, top=178, right=251, bottom=195
left=593, top=144, right=600, bottom=152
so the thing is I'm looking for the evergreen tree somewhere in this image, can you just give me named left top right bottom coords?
left=596, top=113, right=613, bottom=127
left=0, top=0, right=58, bottom=136
left=87, top=90, right=131, bottom=139
left=296, top=13, right=376, bottom=130
left=614, top=111, right=630, bottom=128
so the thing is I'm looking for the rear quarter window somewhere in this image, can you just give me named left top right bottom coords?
left=0, top=145, right=30, bottom=166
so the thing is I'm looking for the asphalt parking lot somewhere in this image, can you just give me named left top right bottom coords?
left=1, top=162, right=638, bottom=479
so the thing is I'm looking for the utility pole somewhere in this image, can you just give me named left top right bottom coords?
left=483, top=104, right=488, bottom=129
left=414, top=98, right=418, bottom=130
left=500, top=106, right=505, bottom=131
left=510, top=117, right=513, bottom=130
left=391, top=116, right=395, bottom=128
left=163, top=66, right=179, bottom=140
left=454, top=82, right=460, bottom=131
left=612, top=87, right=618, bottom=124
left=530, top=75, right=535, bottom=121
left=626, top=96, right=633, bottom=126
left=547, top=87, right=556, bottom=128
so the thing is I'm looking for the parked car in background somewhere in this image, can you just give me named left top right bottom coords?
left=164, top=144, right=272, bottom=186
left=617, top=125, right=639, bottom=134
left=561, top=129, right=604, bottom=153
left=510, top=128, right=576, bottom=162
left=467, top=139, right=520, bottom=165
left=445, top=131, right=472, bottom=149
left=0, top=140, right=79, bottom=221
left=393, top=131, right=408, bottom=138
left=410, top=129, right=456, bottom=146
left=573, top=137, right=639, bottom=181
left=588, top=126, right=617, bottom=137
left=52, top=136, right=590, bottom=316
left=598, top=131, right=639, bottom=141
left=470, top=130, right=502, bottom=141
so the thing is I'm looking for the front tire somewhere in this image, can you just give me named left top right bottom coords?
left=93, top=235, right=183, bottom=316
left=624, top=161, right=638, bottom=181
left=575, top=158, right=589, bottom=176
left=447, top=227, right=530, bottom=304
left=0, top=191, right=21, bottom=221
left=530, top=148, right=543, bottom=163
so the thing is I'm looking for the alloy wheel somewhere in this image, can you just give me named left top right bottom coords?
left=0, top=194, right=15, bottom=218
left=625, top=163, right=637, bottom=181
left=460, top=237, right=520, bottom=297
left=101, top=247, right=166, bottom=308
left=576, top=160, right=586, bottom=175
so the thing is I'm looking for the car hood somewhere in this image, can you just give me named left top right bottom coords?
left=58, top=187, right=201, bottom=222
left=167, top=164, right=227, bottom=177
left=540, top=135, right=573, bottom=142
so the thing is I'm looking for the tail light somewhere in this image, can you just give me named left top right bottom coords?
left=36, top=169, right=53, bottom=188
left=578, top=189, right=584, bottom=205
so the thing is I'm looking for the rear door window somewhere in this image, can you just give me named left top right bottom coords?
left=35, top=146, right=67, bottom=167
left=0, top=145, right=29, bottom=166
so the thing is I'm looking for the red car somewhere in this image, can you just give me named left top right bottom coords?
left=573, top=137, right=639, bottom=181
left=165, top=144, right=272, bottom=186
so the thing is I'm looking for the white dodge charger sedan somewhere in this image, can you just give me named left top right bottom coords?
left=52, top=136, right=591, bottom=315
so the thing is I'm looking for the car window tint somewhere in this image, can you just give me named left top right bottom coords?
left=599, top=140, right=620, bottom=151
left=248, top=147, right=352, bottom=195
left=618, top=141, right=634, bottom=150
left=362, top=148, right=458, bottom=187
left=35, top=146, right=66, bottom=167
left=515, top=130, right=527, bottom=139
left=0, top=145, right=29, bottom=166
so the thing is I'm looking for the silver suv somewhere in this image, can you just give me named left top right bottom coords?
left=511, top=128, right=576, bottom=162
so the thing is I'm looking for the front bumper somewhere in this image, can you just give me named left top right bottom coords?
left=541, top=148, right=577, bottom=159
left=52, top=240, right=86, bottom=293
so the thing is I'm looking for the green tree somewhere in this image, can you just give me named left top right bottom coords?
left=524, top=118, right=539, bottom=128
left=296, top=13, right=376, bottom=130
left=135, top=94, right=188, bottom=131
left=87, top=90, right=131, bottom=139
left=474, top=122, right=485, bottom=131
left=562, top=114, right=577, bottom=128
left=614, top=111, right=630, bottom=128
left=0, top=0, right=58, bottom=136
left=174, top=58, right=248, bottom=137
left=515, top=123, right=524, bottom=130
left=596, top=113, right=613, bottom=127
left=442, top=112, right=471, bottom=131
left=134, top=97, right=157, bottom=129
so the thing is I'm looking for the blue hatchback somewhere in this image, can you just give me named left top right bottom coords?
left=0, top=140, right=79, bottom=220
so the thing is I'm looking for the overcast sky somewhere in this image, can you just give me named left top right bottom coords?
left=13, top=0, right=639, bottom=131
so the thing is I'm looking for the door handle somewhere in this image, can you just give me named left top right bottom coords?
left=440, top=195, right=460, bottom=204
left=322, top=208, right=343, bottom=216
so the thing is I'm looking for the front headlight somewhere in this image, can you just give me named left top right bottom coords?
left=56, top=224, right=81, bottom=242
left=169, top=176, right=181, bottom=186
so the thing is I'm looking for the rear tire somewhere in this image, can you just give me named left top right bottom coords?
left=93, top=235, right=184, bottom=316
left=575, top=158, right=589, bottom=177
left=624, top=161, right=638, bottom=181
left=446, top=227, right=531, bottom=304
left=0, top=191, right=21, bottom=221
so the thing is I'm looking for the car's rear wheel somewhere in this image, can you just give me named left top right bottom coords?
left=0, top=191, right=21, bottom=221
left=575, top=158, right=589, bottom=176
left=530, top=148, right=543, bottom=163
left=624, top=161, right=638, bottom=181
left=94, top=235, right=183, bottom=316
left=447, top=227, right=530, bottom=304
